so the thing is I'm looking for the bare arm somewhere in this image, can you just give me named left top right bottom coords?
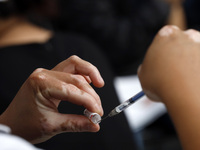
left=138, top=25, right=200, bottom=150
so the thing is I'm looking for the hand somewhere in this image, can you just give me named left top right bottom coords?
left=138, top=25, right=200, bottom=150
left=0, top=55, right=104, bottom=144
left=138, top=25, right=200, bottom=103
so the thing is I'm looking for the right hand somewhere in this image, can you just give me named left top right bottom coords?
left=0, top=55, right=104, bottom=144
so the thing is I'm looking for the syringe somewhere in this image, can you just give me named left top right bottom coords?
left=102, top=91, right=145, bottom=120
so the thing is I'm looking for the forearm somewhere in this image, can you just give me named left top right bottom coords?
left=160, top=87, right=200, bottom=150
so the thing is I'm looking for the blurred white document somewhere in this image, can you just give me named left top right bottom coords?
left=114, top=75, right=167, bottom=132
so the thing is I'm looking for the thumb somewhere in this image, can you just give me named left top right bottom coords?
left=52, top=113, right=100, bottom=133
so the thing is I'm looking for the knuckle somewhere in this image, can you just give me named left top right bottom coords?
left=28, top=68, right=48, bottom=85
left=65, top=83, right=82, bottom=96
left=185, top=29, right=200, bottom=37
left=184, top=29, right=200, bottom=43
left=33, top=68, right=45, bottom=73
left=186, top=29, right=197, bottom=33
left=68, top=55, right=80, bottom=63
left=71, top=74, right=87, bottom=85
left=158, top=25, right=179, bottom=37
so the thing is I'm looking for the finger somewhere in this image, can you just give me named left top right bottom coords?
left=83, top=75, right=92, bottom=84
left=52, top=55, right=104, bottom=88
left=43, top=113, right=100, bottom=134
left=44, top=70, right=102, bottom=106
left=30, top=69, right=103, bottom=115
left=58, top=114, right=100, bottom=132
left=47, top=81, right=103, bottom=116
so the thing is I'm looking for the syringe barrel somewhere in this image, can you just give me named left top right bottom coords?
left=115, top=91, right=145, bottom=113
left=107, top=91, right=145, bottom=118
left=129, top=91, right=145, bottom=103
left=115, top=101, right=131, bottom=113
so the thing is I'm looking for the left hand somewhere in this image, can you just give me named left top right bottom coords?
left=138, top=25, right=200, bottom=102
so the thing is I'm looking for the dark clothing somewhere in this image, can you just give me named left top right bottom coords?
left=53, top=0, right=169, bottom=75
left=184, top=0, right=200, bottom=31
left=0, top=33, right=138, bottom=150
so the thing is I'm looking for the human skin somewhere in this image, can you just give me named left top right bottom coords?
left=0, top=55, right=104, bottom=144
left=138, top=25, right=200, bottom=150
left=164, top=0, right=187, bottom=30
